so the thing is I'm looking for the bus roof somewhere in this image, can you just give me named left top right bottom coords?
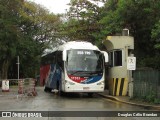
left=58, top=41, right=99, bottom=51
left=42, top=41, right=100, bottom=57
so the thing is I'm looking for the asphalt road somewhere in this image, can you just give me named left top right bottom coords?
left=0, top=87, right=159, bottom=120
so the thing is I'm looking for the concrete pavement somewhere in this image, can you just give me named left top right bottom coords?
left=98, top=90, right=160, bottom=110
left=1, top=87, right=160, bottom=110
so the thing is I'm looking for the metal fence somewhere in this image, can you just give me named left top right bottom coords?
left=133, top=69, right=160, bottom=99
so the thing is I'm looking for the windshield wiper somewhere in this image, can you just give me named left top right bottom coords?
left=69, top=70, right=84, bottom=75
left=81, top=71, right=103, bottom=76
left=69, top=71, right=102, bottom=76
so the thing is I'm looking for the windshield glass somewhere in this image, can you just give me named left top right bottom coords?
left=66, top=50, right=103, bottom=75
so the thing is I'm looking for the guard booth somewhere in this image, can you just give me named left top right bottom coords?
left=103, top=31, right=134, bottom=96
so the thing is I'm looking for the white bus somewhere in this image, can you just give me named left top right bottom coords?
left=40, top=41, right=108, bottom=96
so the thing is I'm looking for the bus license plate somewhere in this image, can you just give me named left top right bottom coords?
left=83, top=87, right=90, bottom=90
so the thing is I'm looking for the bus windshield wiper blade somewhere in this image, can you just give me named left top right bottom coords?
left=70, top=71, right=84, bottom=75
left=85, top=71, right=103, bottom=75
left=69, top=71, right=102, bottom=76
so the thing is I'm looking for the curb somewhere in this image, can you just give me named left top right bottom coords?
left=98, top=93, right=160, bottom=110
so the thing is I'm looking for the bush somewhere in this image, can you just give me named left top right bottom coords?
left=143, top=91, right=160, bottom=104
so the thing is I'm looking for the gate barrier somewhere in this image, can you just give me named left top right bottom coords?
left=26, top=78, right=37, bottom=96
left=1, top=78, right=37, bottom=96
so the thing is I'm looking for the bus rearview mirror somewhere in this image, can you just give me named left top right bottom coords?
left=101, top=51, right=108, bottom=63
left=63, top=50, right=67, bottom=61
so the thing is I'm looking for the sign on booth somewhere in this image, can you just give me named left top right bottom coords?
left=127, top=57, right=136, bottom=70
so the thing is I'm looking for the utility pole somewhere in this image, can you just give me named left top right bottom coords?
left=17, top=56, right=20, bottom=80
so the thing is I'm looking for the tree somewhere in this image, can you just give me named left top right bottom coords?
left=62, top=0, right=104, bottom=44
left=152, top=20, right=160, bottom=49
left=0, top=0, right=23, bottom=79
left=17, top=1, right=62, bottom=77
left=0, top=0, right=62, bottom=79
left=98, top=0, right=160, bottom=69
left=63, top=0, right=160, bottom=69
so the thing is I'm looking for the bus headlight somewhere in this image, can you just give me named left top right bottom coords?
left=65, top=80, right=75, bottom=85
left=97, top=81, right=104, bottom=85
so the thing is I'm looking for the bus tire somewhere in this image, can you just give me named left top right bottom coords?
left=88, top=93, right=93, bottom=97
left=58, top=90, right=62, bottom=96
left=44, top=86, right=51, bottom=92
left=58, top=84, right=62, bottom=96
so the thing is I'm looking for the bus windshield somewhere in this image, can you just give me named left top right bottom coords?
left=66, top=50, right=103, bottom=75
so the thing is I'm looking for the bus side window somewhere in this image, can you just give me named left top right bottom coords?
left=56, top=51, right=63, bottom=69
left=50, top=53, right=56, bottom=64
left=52, top=56, right=55, bottom=63
left=43, top=57, right=48, bottom=65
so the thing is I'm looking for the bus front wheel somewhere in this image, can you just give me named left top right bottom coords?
left=88, top=93, right=93, bottom=97
left=44, top=86, right=51, bottom=92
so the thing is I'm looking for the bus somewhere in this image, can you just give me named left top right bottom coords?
left=40, top=41, right=108, bottom=96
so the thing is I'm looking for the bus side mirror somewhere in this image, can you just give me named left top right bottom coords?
left=101, top=51, right=108, bottom=63
left=63, top=50, right=67, bottom=61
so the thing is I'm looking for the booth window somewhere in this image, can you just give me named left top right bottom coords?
left=109, top=50, right=122, bottom=67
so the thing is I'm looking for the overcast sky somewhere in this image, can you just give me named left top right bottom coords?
left=28, top=0, right=70, bottom=14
